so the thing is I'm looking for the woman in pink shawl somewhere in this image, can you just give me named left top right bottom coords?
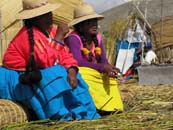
left=65, top=3, right=124, bottom=114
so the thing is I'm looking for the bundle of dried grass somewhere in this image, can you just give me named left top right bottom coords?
left=152, top=16, right=173, bottom=63
left=104, top=18, right=129, bottom=65
left=4, top=83, right=173, bottom=130
left=0, top=0, right=22, bottom=32
left=0, top=99, right=29, bottom=130
left=49, top=0, right=84, bottom=24
left=0, top=0, right=23, bottom=65
left=152, top=17, right=173, bottom=47
left=0, top=21, right=22, bottom=65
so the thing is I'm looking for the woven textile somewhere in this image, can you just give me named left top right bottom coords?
left=0, top=99, right=28, bottom=129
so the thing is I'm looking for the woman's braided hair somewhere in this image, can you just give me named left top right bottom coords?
left=18, top=19, right=42, bottom=85
left=74, top=24, right=101, bottom=63
left=24, top=19, right=37, bottom=72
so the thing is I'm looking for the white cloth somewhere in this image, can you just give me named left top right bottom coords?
left=116, top=48, right=135, bottom=74
left=144, top=50, right=157, bottom=64
left=126, top=22, right=146, bottom=43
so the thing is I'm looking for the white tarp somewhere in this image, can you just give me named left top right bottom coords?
left=116, top=48, right=135, bottom=74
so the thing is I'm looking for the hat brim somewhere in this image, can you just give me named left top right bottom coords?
left=69, top=13, right=104, bottom=27
left=17, top=3, right=61, bottom=19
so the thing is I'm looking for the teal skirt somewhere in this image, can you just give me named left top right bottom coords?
left=0, top=65, right=100, bottom=120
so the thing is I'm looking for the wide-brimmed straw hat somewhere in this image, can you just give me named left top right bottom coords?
left=17, top=0, right=61, bottom=19
left=69, top=3, right=104, bottom=26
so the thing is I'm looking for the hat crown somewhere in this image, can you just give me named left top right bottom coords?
left=23, top=0, right=48, bottom=10
left=18, top=0, right=61, bottom=19
left=69, top=3, right=104, bottom=26
left=74, top=3, right=96, bottom=19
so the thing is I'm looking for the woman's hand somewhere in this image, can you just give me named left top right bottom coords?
left=67, top=68, right=78, bottom=89
left=55, top=23, right=69, bottom=41
left=103, top=64, right=118, bottom=78
left=108, top=67, right=119, bottom=78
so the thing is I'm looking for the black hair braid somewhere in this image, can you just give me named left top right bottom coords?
left=19, top=19, right=42, bottom=85
left=80, top=35, right=87, bottom=48
left=92, top=35, right=101, bottom=63
left=92, top=35, right=98, bottom=47
left=80, top=35, right=93, bottom=62
left=24, top=19, right=38, bottom=72
left=75, top=31, right=93, bottom=62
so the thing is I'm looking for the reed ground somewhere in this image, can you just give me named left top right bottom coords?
left=6, top=79, right=173, bottom=130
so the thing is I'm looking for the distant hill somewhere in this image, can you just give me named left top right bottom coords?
left=100, top=0, right=173, bottom=33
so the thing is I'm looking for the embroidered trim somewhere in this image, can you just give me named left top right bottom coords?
left=75, top=12, right=94, bottom=19
left=52, top=39, right=65, bottom=46
left=25, top=1, right=48, bottom=10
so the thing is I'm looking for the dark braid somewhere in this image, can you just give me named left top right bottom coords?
left=19, top=19, right=42, bottom=85
left=81, top=35, right=93, bottom=62
left=80, top=35, right=87, bottom=48
left=92, top=35, right=101, bottom=63
left=74, top=24, right=93, bottom=62
left=92, top=35, right=99, bottom=47
left=24, top=19, right=37, bottom=71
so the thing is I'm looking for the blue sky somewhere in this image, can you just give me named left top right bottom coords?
left=83, top=0, right=130, bottom=13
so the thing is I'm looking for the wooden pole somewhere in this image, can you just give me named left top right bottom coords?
left=160, top=0, right=163, bottom=46
left=141, top=0, right=148, bottom=64
left=134, top=5, right=151, bottom=29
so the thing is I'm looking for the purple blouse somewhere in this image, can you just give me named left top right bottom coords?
left=65, top=34, right=108, bottom=72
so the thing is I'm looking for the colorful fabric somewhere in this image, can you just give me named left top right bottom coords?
left=65, top=32, right=108, bottom=72
left=66, top=32, right=124, bottom=111
left=144, top=42, right=152, bottom=48
left=1, top=26, right=100, bottom=120
left=79, top=67, right=124, bottom=111
left=69, top=33, right=101, bottom=61
left=69, top=32, right=101, bottom=48
left=3, top=26, right=77, bottom=71
left=0, top=65, right=100, bottom=120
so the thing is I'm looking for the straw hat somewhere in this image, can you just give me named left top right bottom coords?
left=69, top=3, right=104, bottom=26
left=17, top=0, right=61, bottom=19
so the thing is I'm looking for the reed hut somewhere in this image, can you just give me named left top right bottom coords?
left=152, top=17, right=173, bottom=63
left=0, top=0, right=23, bottom=66
left=101, top=0, right=173, bottom=65
left=104, top=10, right=153, bottom=65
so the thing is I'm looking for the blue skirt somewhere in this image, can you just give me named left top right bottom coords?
left=0, top=65, right=100, bottom=120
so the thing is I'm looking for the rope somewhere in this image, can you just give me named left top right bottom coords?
left=121, top=0, right=141, bottom=73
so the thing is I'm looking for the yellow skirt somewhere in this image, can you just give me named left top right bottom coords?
left=79, top=67, right=124, bottom=112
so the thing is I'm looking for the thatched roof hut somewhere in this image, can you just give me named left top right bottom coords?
left=100, top=0, right=173, bottom=64
left=152, top=17, right=173, bottom=63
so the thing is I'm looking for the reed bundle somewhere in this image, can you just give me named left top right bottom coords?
left=49, top=0, right=84, bottom=24
left=0, top=99, right=29, bottom=130
left=5, top=83, right=173, bottom=130
left=152, top=17, right=173, bottom=63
